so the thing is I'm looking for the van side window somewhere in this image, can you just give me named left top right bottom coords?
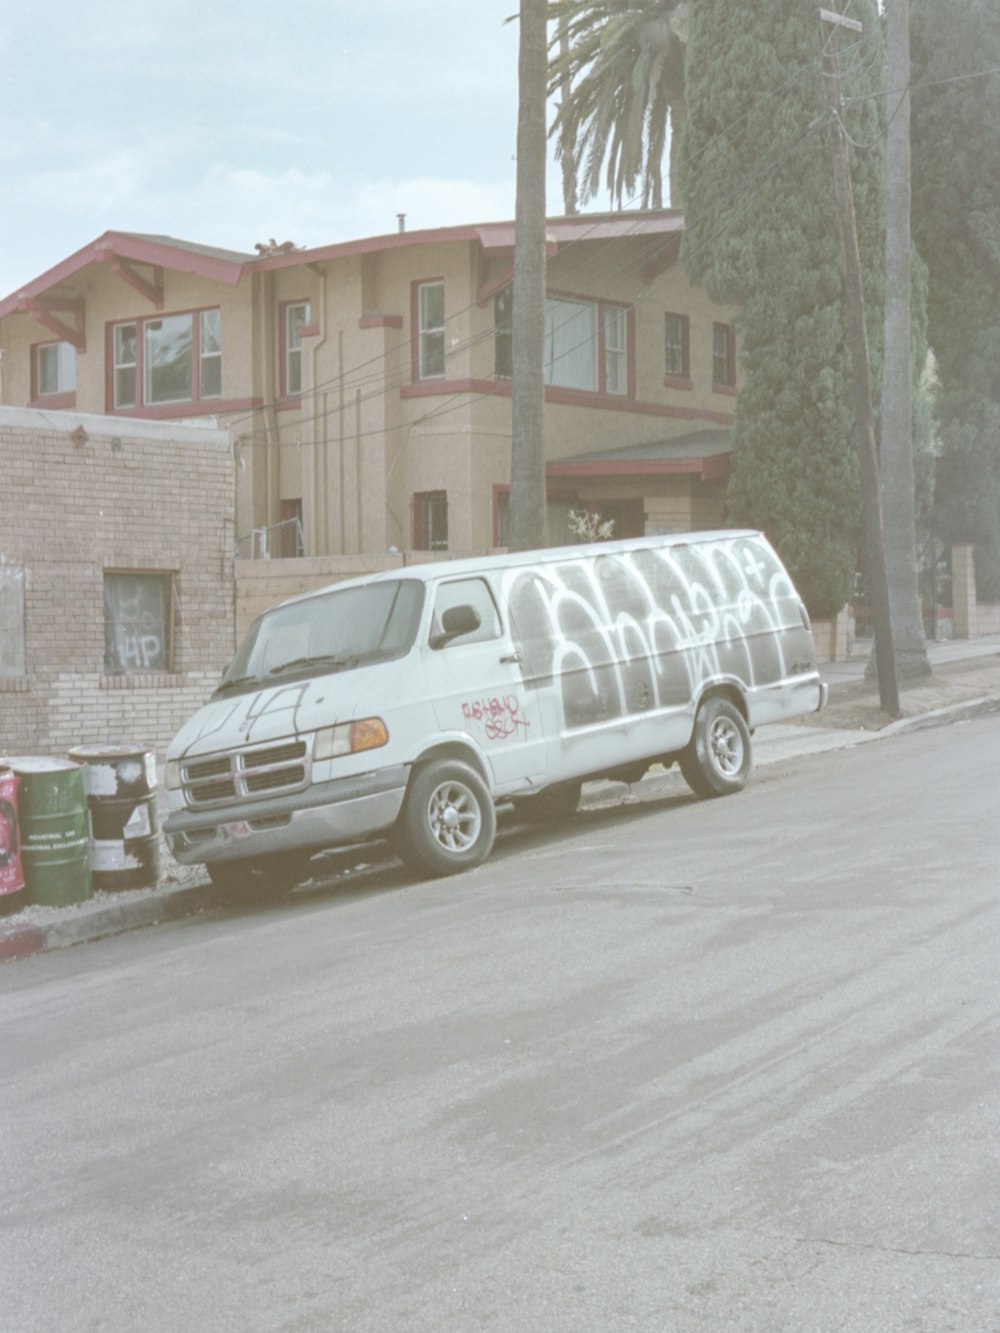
left=431, top=578, right=501, bottom=647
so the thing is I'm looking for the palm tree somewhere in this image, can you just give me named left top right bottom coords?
left=546, top=0, right=688, bottom=211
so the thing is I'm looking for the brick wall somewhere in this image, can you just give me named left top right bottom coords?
left=0, top=407, right=235, bottom=759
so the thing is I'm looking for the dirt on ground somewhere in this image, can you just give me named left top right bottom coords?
left=803, top=651, right=1000, bottom=732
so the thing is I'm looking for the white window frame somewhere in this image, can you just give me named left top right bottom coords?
left=113, top=323, right=137, bottom=408
left=36, top=341, right=76, bottom=397
left=284, top=301, right=311, bottom=397
left=417, top=281, right=445, bottom=380
left=604, top=305, right=627, bottom=396
left=199, top=309, right=222, bottom=399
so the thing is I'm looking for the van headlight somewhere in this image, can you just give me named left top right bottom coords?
left=314, top=718, right=389, bottom=761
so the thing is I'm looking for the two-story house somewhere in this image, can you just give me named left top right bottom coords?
left=0, top=211, right=739, bottom=557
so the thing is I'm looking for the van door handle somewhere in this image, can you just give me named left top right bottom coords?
left=500, top=652, right=522, bottom=665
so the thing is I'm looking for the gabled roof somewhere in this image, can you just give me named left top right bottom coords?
left=0, top=230, right=255, bottom=320
left=0, top=211, right=686, bottom=318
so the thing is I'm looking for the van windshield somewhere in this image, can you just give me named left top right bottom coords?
left=215, top=579, right=425, bottom=696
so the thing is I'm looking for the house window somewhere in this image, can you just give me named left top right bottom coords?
left=144, top=314, right=193, bottom=403
left=35, top=341, right=76, bottom=397
left=494, top=287, right=513, bottom=378
left=278, top=498, right=305, bottom=558
left=545, top=297, right=596, bottom=391
left=111, top=309, right=221, bottom=410
left=103, top=572, right=174, bottom=674
left=664, top=312, right=690, bottom=378
left=200, top=309, right=222, bottom=398
left=713, top=321, right=736, bottom=388
left=113, top=324, right=137, bottom=407
left=413, top=490, right=448, bottom=551
left=604, top=305, right=627, bottom=394
left=544, top=296, right=628, bottom=395
left=282, top=301, right=311, bottom=396
left=417, top=281, right=445, bottom=379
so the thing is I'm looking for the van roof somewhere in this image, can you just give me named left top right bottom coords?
left=273, top=529, right=765, bottom=612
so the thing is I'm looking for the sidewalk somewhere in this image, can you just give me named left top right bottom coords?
left=3, top=634, right=999, bottom=964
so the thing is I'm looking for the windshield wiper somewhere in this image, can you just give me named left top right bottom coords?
left=266, top=654, right=357, bottom=677
left=213, top=673, right=260, bottom=695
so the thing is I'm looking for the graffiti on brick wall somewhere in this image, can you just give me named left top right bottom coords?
left=504, top=537, right=800, bottom=730
left=0, top=561, right=27, bottom=676
left=103, top=573, right=169, bottom=673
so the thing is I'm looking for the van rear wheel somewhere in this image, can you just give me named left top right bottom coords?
left=679, top=696, right=752, bottom=798
left=396, top=759, right=496, bottom=877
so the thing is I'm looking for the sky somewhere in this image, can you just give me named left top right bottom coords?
left=0, top=0, right=570, bottom=298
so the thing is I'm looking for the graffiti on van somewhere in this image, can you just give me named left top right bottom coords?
left=461, top=694, right=532, bottom=741
left=505, top=537, right=802, bottom=730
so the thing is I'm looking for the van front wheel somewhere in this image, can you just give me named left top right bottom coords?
left=396, top=760, right=497, bottom=877
left=679, top=696, right=752, bottom=798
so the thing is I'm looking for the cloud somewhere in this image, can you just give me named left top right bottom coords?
left=167, top=166, right=525, bottom=254
left=23, top=150, right=154, bottom=213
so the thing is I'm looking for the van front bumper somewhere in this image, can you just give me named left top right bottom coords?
left=163, top=765, right=409, bottom=866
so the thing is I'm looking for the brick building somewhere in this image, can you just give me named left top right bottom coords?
left=0, top=406, right=234, bottom=757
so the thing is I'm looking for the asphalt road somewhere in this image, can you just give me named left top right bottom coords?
left=2, top=717, right=999, bottom=1333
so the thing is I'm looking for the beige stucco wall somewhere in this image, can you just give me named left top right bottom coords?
left=0, top=224, right=740, bottom=566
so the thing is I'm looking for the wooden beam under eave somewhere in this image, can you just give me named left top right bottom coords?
left=109, top=258, right=164, bottom=309
left=19, top=297, right=86, bottom=351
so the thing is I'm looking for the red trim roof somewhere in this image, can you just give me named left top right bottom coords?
left=546, top=428, right=732, bottom=482
left=0, top=212, right=687, bottom=316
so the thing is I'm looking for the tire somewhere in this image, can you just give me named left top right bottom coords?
left=678, top=696, right=752, bottom=798
left=395, top=759, right=496, bottom=877
left=206, top=853, right=306, bottom=896
left=514, top=780, right=583, bottom=824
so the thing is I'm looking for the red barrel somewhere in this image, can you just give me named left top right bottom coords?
left=0, top=764, right=25, bottom=901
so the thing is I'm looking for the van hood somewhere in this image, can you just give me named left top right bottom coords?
left=166, top=675, right=363, bottom=761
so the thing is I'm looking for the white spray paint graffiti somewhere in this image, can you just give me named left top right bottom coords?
left=503, top=536, right=811, bottom=730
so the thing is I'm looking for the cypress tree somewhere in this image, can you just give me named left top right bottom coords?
left=677, top=0, right=885, bottom=617
left=911, top=0, right=1000, bottom=598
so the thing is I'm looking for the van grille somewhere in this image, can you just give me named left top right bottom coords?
left=181, top=739, right=310, bottom=808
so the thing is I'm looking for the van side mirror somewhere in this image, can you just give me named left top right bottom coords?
left=430, top=604, right=481, bottom=649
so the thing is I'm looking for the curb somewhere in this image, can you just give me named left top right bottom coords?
left=3, top=694, right=998, bottom=965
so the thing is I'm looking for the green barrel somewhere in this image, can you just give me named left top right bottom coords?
left=11, top=758, right=91, bottom=906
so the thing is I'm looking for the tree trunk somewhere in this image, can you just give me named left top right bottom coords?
left=668, top=99, right=685, bottom=209
left=508, top=0, right=549, bottom=553
left=821, top=13, right=899, bottom=715
left=880, top=0, right=931, bottom=677
left=558, top=0, right=578, bottom=215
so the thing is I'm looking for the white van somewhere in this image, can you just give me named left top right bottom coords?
left=163, top=531, right=826, bottom=886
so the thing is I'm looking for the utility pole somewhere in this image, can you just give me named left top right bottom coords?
left=508, top=0, right=549, bottom=552
left=880, top=0, right=930, bottom=678
left=819, top=8, right=900, bottom=715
